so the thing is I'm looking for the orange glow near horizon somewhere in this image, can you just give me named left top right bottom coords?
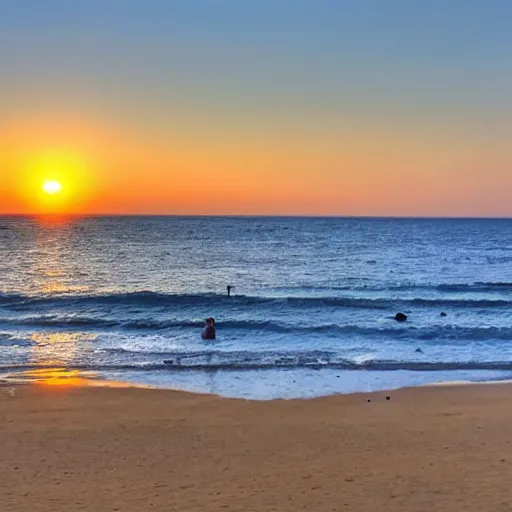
left=1, top=113, right=512, bottom=217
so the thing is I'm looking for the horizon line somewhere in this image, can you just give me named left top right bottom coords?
left=1, top=213, right=511, bottom=220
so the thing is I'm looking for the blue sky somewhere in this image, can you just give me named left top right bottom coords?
left=2, top=0, right=511, bottom=121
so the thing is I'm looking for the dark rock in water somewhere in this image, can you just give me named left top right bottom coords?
left=415, top=347, right=423, bottom=353
left=395, top=312, right=407, bottom=322
left=440, top=312, right=447, bottom=317
left=386, top=396, right=391, bottom=401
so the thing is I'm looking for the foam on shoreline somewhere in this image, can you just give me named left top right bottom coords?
left=4, top=366, right=512, bottom=400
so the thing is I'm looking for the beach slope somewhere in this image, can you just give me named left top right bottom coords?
left=1, top=383, right=512, bottom=511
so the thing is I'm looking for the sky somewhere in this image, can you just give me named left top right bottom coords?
left=1, top=0, right=511, bottom=216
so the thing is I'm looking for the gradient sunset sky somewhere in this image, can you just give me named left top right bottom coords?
left=1, top=0, right=511, bottom=216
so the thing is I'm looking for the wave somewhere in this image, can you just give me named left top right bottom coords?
left=1, top=290, right=511, bottom=311
left=436, top=282, right=512, bottom=292
left=0, top=291, right=390, bottom=309
left=4, top=358, right=512, bottom=373
left=486, top=256, right=512, bottom=264
left=277, top=282, right=512, bottom=293
left=2, top=315, right=512, bottom=341
left=0, top=335, right=34, bottom=347
left=0, top=291, right=225, bottom=307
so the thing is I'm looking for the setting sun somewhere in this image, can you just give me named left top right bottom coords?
left=42, top=180, right=62, bottom=195
left=5, top=147, right=96, bottom=214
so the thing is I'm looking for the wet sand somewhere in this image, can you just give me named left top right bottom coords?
left=2, top=382, right=512, bottom=511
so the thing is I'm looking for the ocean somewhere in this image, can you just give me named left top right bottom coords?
left=1, top=215, right=512, bottom=399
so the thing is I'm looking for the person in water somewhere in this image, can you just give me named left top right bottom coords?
left=202, top=317, right=216, bottom=340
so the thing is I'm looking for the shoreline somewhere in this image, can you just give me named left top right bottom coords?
left=3, top=366, right=512, bottom=400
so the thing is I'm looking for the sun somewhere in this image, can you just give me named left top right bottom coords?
left=18, top=149, right=94, bottom=213
left=42, top=180, right=62, bottom=195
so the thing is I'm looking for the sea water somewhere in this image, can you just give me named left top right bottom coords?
left=1, top=216, right=511, bottom=399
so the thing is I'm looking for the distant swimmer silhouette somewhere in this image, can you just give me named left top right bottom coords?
left=202, top=317, right=216, bottom=340
left=227, top=285, right=234, bottom=297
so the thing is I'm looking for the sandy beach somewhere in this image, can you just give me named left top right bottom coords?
left=2, top=382, right=512, bottom=511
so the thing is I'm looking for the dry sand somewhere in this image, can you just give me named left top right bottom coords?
left=2, top=381, right=512, bottom=511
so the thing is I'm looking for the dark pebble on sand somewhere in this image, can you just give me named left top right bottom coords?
left=367, top=399, right=371, bottom=403
left=386, top=396, right=391, bottom=400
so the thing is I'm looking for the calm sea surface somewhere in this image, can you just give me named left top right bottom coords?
left=1, top=216, right=512, bottom=398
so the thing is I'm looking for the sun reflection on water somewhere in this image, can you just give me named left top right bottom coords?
left=30, top=216, right=91, bottom=296
left=8, top=219, right=109, bottom=389
left=11, top=367, right=135, bottom=388
left=23, top=332, right=101, bottom=387
left=22, top=367, right=98, bottom=387
left=31, top=331, right=97, bottom=359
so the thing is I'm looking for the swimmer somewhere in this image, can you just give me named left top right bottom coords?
left=201, top=317, right=216, bottom=340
